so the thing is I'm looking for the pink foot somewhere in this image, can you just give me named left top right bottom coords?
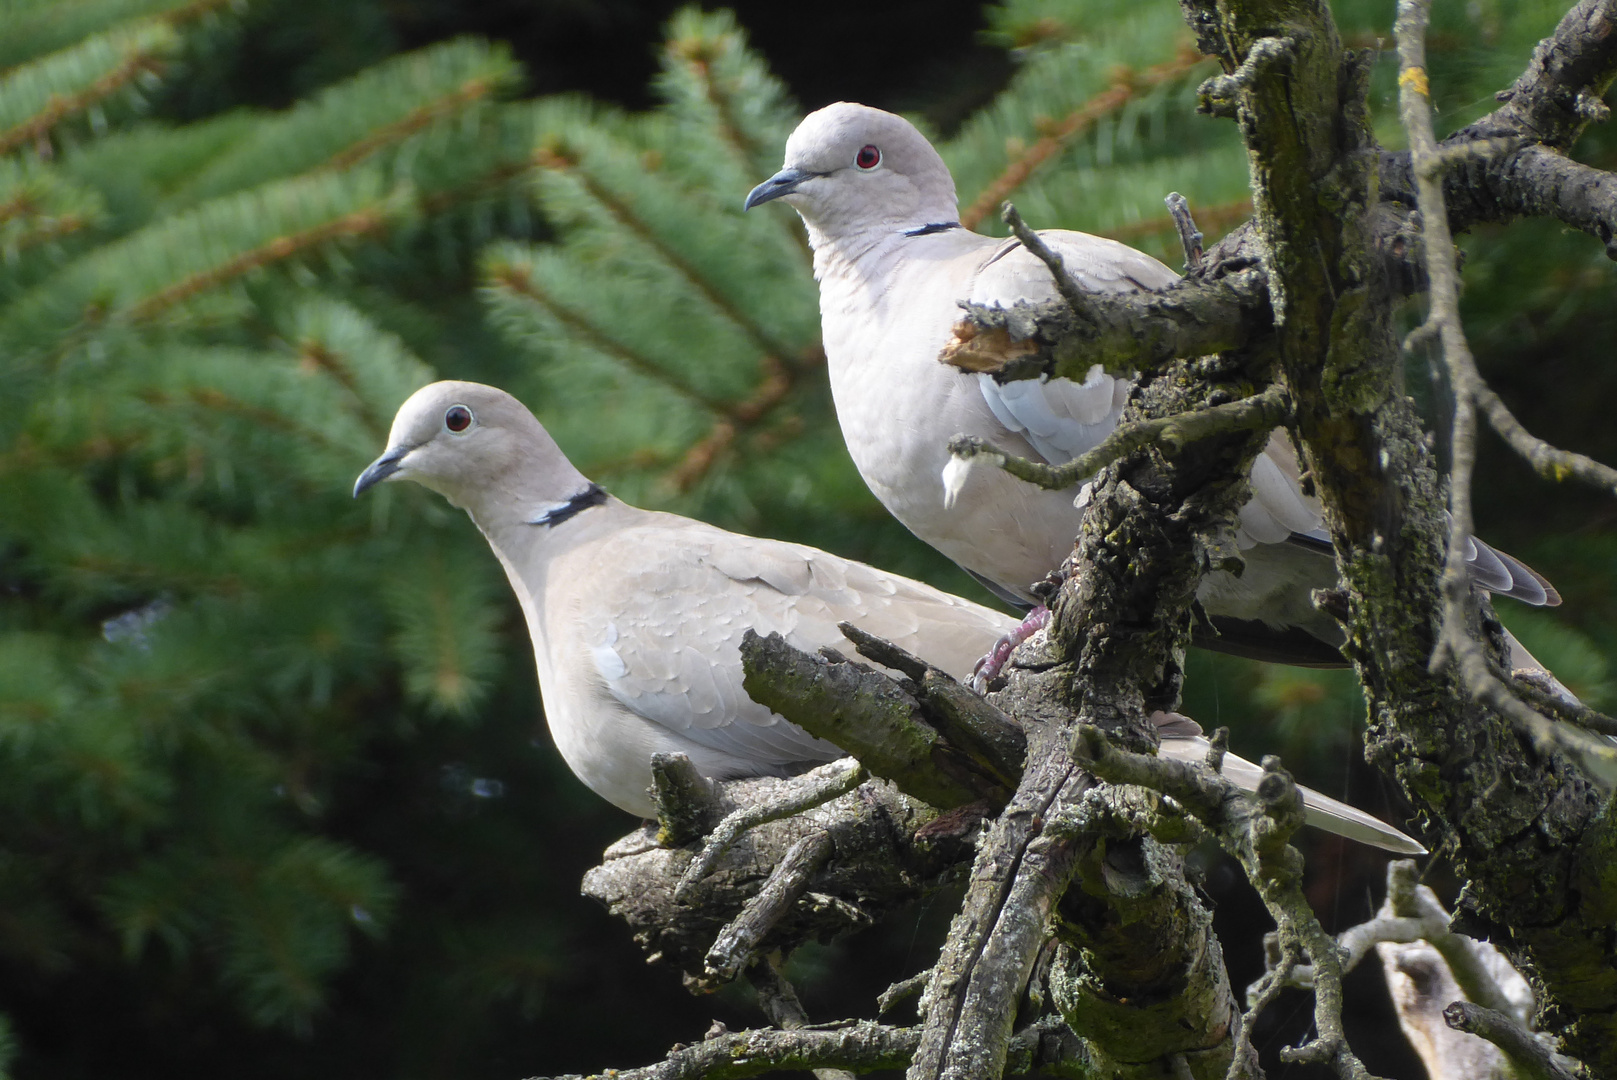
left=972, top=606, right=1051, bottom=690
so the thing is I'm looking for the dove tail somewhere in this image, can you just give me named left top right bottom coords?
left=1157, top=737, right=1426, bottom=854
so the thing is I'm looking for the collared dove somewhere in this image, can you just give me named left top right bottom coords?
left=745, top=102, right=1558, bottom=667
left=353, top=380, right=1425, bottom=853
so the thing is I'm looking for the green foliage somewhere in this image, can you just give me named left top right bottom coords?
left=0, top=0, right=545, bottom=1052
left=0, top=18, right=179, bottom=148
left=1, top=0, right=1613, bottom=1076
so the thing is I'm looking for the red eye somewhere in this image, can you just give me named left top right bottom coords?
left=444, top=405, right=473, bottom=433
left=855, top=144, right=880, bottom=170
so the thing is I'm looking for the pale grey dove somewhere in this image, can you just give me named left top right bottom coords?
left=745, top=102, right=1558, bottom=668
left=353, top=380, right=1425, bottom=852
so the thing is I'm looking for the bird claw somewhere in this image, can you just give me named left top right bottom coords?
left=970, top=605, right=1050, bottom=691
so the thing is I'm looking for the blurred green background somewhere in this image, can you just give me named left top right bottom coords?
left=0, top=0, right=1611, bottom=1077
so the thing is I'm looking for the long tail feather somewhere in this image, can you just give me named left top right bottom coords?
left=1157, top=737, right=1427, bottom=855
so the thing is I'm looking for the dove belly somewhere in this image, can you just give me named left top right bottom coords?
left=827, top=345, right=1079, bottom=604
left=538, top=670, right=788, bottom=818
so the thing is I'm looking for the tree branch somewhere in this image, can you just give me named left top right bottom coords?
left=1398, top=0, right=1617, bottom=787
left=1071, top=726, right=1379, bottom=1079
left=1443, top=1003, right=1582, bottom=1080
left=1471, top=0, right=1617, bottom=149
left=908, top=725, right=1090, bottom=1080
left=529, top=1021, right=921, bottom=1080
left=944, top=384, right=1291, bottom=494
left=938, top=265, right=1271, bottom=383
left=582, top=771, right=977, bottom=985
left=739, top=632, right=1012, bottom=808
left=1475, top=380, right=1617, bottom=495
left=1379, top=0, right=1617, bottom=251
left=676, top=759, right=865, bottom=901
left=705, top=832, right=836, bottom=981
left=1288, top=861, right=1529, bottom=1024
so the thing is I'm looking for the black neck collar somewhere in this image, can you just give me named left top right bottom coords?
left=529, top=484, right=607, bottom=528
left=903, top=221, right=961, bottom=237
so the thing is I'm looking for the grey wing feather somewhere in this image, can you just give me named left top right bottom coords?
left=588, top=523, right=1015, bottom=772
left=1259, top=438, right=1558, bottom=607
left=1472, top=537, right=1559, bottom=606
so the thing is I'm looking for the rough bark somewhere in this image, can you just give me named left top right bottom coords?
left=564, top=1, right=1617, bottom=1076
left=581, top=771, right=976, bottom=986
left=933, top=0, right=1617, bottom=1065
left=1188, top=0, right=1617, bottom=1068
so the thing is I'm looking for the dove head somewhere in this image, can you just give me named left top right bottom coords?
left=354, top=381, right=590, bottom=524
left=745, top=102, right=958, bottom=240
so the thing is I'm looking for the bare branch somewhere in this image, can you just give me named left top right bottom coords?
left=1072, top=727, right=1383, bottom=1080
left=1512, top=673, right=1617, bottom=737
left=944, top=384, right=1291, bottom=494
left=584, top=771, right=972, bottom=984
left=1165, top=192, right=1205, bottom=271
left=1443, top=1003, right=1581, bottom=1080
left=1475, top=381, right=1617, bottom=495
left=1397, top=0, right=1617, bottom=789
left=876, top=971, right=930, bottom=1018
left=706, top=833, right=836, bottom=980
left=1378, top=0, right=1617, bottom=251
left=529, top=1021, right=921, bottom=1080
left=1290, top=861, right=1529, bottom=1024
left=740, top=631, right=1009, bottom=808
left=1478, top=0, right=1617, bottom=149
left=1195, top=36, right=1296, bottom=119
left=1383, top=863, right=1526, bottom=1021
left=677, top=759, right=865, bottom=901
left=836, top=623, right=1029, bottom=792
left=909, top=726, right=1090, bottom=1080
left=1000, top=202, right=1099, bottom=326
left=938, top=267, right=1271, bottom=383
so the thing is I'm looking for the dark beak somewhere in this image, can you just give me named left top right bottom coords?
left=353, top=445, right=409, bottom=498
left=744, top=167, right=813, bottom=211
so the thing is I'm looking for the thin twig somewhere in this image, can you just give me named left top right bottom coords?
left=746, top=958, right=857, bottom=1080
left=1397, top=0, right=1617, bottom=789
left=946, top=384, right=1291, bottom=493
left=1001, top=202, right=1097, bottom=323
left=1287, top=861, right=1526, bottom=1023
left=1475, top=382, right=1617, bottom=496
left=1196, top=36, right=1296, bottom=118
left=1512, top=674, right=1617, bottom=738
left=675, top=758, right=865, bottom=901
left=1165, top=192, right=1205, bottom=271
left=531, top=1020, right=920, bottom=1080
left=1444, top=1003, right=1581, bottom=1080
left=875, top=970, right=930, bottom=1017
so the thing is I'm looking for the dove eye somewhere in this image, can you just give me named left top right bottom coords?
left=855, top=144, right=881, bottom=170
left=444, top=405, right=474, bottom=433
